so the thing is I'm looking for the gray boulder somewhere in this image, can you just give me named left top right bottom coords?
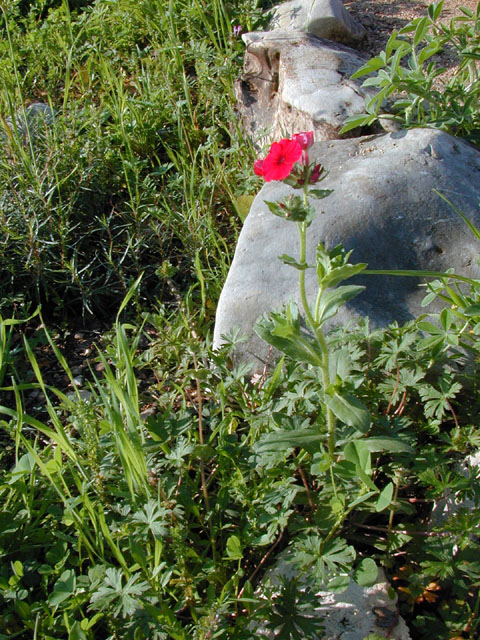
left=235, top=30, right=374, bottom=148
left=214, top=128, right=480, bottom=370
left=269, top=0, right=366, bottom=43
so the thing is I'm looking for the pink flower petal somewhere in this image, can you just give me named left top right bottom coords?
left=292, top=131, right=314, bottom=150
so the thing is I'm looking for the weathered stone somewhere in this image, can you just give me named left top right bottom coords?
left=235, top=30, right=375, bottom=148
left=253, top=556, right=410, bottom=640
left=269, top=0, right=366, bottom=44
left=214, top=128, right=480, bottom=370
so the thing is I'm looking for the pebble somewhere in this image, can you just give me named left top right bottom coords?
left=66, top=390, right=92, bottom=402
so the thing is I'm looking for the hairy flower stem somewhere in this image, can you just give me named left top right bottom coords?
left=297, top=213, right=336, bottom=459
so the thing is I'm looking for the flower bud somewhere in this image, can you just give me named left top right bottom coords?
left=310, top=163, right=324, bottom=184
left=254, top=158, right=264, bottom=176
left=292, top=131, right=314, bottom=150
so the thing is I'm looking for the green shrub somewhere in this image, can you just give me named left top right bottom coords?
left=1, top=235, right=480, bottom=638
left=341, top=0, right=480, bottom=144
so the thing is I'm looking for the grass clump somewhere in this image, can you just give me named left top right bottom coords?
left=0, top=0, right=262, bottom=319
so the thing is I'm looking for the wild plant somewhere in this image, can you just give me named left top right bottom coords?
left=341, top=0, right=480, bottom=144
left=1, top=265, right=480, bottom=637
left=249, top=132, right=480, bottom=636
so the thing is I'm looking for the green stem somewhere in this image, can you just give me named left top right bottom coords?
left=297, top=211, right=337, bottom=459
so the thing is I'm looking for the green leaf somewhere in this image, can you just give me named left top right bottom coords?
left=325, top=393, right=370, bottom=432
left=311, top=451, right=332, bottom=474
left=69, top=622, right=88, bottom=640
left=13, top=560, right=23, bottom=578
left=330, top=494, right=345, bottom=514
left=418, top=39, right=442, bottom=64
left=253, top=428, right=322, bottom=456
left=329, top=348, right=353, bottom=382
left=339, top=113, right=376, bottom=135
left=417, top=320, right=445, bottom=334
left=8, top=452, right=36, bottom=484
left=351, top=56, right=386, bottom=79
left=344, top=441, right=371, bottom=472
left=89, top=568, right=149, bottom=618
left=278, top=254, right=310, bottom=270
left=235, top=194, right=255, bottom=222
left=326, top=574, right=350, bottom=593
left=317, top=285, right=366, bottom=324
left=463, top=304, right=480, bottom=317
left=385, top=30, right=401, bottom=57
left=361, top=437, right=414, bottom=455
left=264, top=579, right=325, bottom=639
left=321, top=263, right=367, bottom=289
left=226, top=535, right=243, bottom=560
left=348, top=490, right=378, bottom=510
left=308, top=188, right=333, bottom=199
left=294, top=536, right=356, bottom=587
left=428, top=0, right=444, bottom=21
left=341, top=442, right=377, bottom=490
left=413, top=16, right=429, bottom=46
left=255, top=303, right=324, bottom=366
left=376, top=482, right=394, bottom=512
left=353, top=558, right=378, bottom=587
left=48, top=569, right=76, bottom=607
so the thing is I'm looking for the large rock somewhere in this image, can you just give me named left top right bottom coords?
left=269, top=0, right=366, bottom=43
left=235, top=30, right=374, bottom=148
left=214, top=128, right=480, bottom=370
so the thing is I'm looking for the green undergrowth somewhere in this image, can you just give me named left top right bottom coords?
left=1, top=276, right=480, bottom=639
left=0, top=0, right=480, bottom=638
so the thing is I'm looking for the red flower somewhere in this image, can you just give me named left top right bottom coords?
left=292, top=131, right=314, bottom=150
left=261, top=139, right=302, bottom=181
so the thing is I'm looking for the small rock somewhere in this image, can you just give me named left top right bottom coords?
left=269, top=0, right=366, bottom=43
left=253, top=555, right=410, bottom=640
left=66, top=389, right=92, bottom=402
left=72, top=376, right=83, bottom=387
